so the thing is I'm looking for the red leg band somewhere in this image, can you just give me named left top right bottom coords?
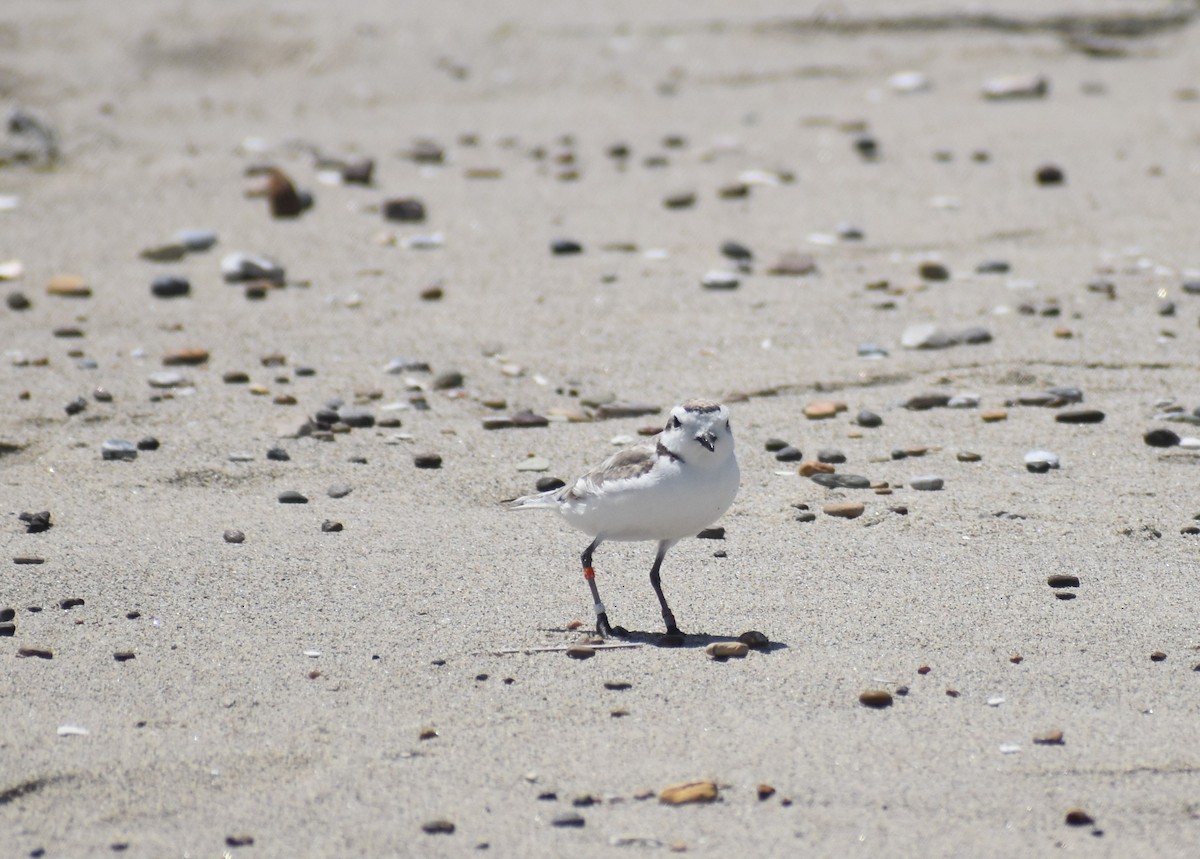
left=582, top=566, right=595, bottom=580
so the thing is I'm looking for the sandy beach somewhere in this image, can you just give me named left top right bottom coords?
left=4, top=1, right=1200, bottom=855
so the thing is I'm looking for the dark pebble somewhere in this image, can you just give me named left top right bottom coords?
left=266, top=447, right=290, bottom=461
left=6, top=291, right=31, bottom=310
left=959, top=326, right=993, bottom=344
left=0, top=608, right=14, bottom=622
left=432, top=370, right=464, bottom=390
left=535, top=476, right=566, bottom=492
left=721, top=241, right=753, bottom=261
left=918, top=261, right=950, bottom=281
left=341, top=158, right=374, bottom=185
left=1056, top=409, right=1105, bottom=424
left=19, top=511, right=52, bottom=533
left=1047, top=386, right=1084, bottom=403
left=17, top=646, right=52, bottom=659
left=764, top=438, right=788, bottom=452
left=137, top=436, right=160, bottom=451
left=0, top=621, right=14, bottom=636
left=113, top=651, right=135, bottom=662
left=414, top=452, right=443, bottom=469
left=774, top=445, right=803, bottom=462
left=905, top=393, right=951, bottom=410
left=817, top=448, right=846, bottom=464
left=60, top=598, right=84, bottom=610
left=855, top=410, right=882, bottom=428
left=552, top=812, right=586, bottom=828
left=223, top=371, right=250, bottom=384
left=1150, top=650, right=1167, bottom=662
left=1036, top=164, right=1065, bottom=185
left=421, top=819, right=455, bottom=835
left=551, top=239, right=583, bottom=255
left=101, top=440, right=138, bottom=461
left=321, top=520, right=343, bottom=532
left=337, top=407, right=375, bottom=428
left=511, top=409, right=550, bottom=428
left=277, top=490, right=308, bottom=504
left=14, top=557, right=45, bottom=565
left=224, top=529, right=245, bottom=544
left=810, top=473, right=871, bottom=489
left=1144, top=428, right=1180, bottom=448
left=225, top=833, right=256, bottom=847
left=976, top=260, right=1010, bottom=274
left=382, top=198, right=426, bottom=222
left=1065, top=809, right=1094, bottom=827
left=795, top=512, right=816, bottom=522
left=854, top=135, right=878, bottom=159
left=1182, top=280, right=1200, bottom=295
left=663, top=191, right=696, bottom=209
left=150, top=276, right=190, bottom=298
left=65, top=397, right=87, bottom=416
left=1047, top=574, right=1081, bottom=588
left=697, top=527, right=725, bottom=540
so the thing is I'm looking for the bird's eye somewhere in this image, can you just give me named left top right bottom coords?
left=670, top=415, right=682, bottom=429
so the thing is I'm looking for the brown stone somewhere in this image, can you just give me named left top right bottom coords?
left=804, top=400, right=847, bottom=419
left=566, top=645, right=595, bottom=660
left=47, top=275, right=91, bottom=298
left=757, top=784, right=776, bottom=800
left=798, top=460, right=834, bottom=477
left=981, top=409, right=1008, bottom=422
left=163, top=348, right=209, bottom=366
left=659, top=779, right=718, bottom=805
left=824, top=501, right=865, bottom=519
left=767, top=253, right=817, bottom=276
left=705, top=642, right=749, bottom=659
left=1033, top=729, right=1064, bottom=745
left=1065, top=808, right=1094, bottom=827
left=859, top=689, right=893, bottom=708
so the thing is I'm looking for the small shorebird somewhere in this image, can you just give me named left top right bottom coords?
left=505, top=399, right=739, bottom=637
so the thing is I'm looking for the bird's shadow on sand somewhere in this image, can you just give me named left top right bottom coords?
left=544, top=627, right=789, bottom=653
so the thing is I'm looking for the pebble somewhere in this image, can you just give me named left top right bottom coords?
left=321, top=520, right=343, bottom=532
left=421, top=819, right=455, bottom=835
left=19, top=511, right=52, bottom=533
left=337, top=406, right=375, bottom=428
left=327, top=483, right=352, bottom=498
left=163, top=348, right=209, bottom=366
left=977, top=260, right=1010, bottom=274
left=1024, top=450, right=1060, bottom=472
left=65, top=397, right=87, bottom=416
left=224, top=530, right=245, bottom=544
left=6, top=291, right=31, bottom=310
left=857, top=343, right=888, bottom=358
left=812, top=473, right=871, bottom=489
left=552, top=812, right=586, bottom=828
left=659, top=779, right=718, bottom=805
left=137, top=436, right=159, bottom=451
left=551, top=239, right=583, bottom=255
left=17, top=646, right=53, bottom=659
left=566, top=645, right=595, bottom=660
left=909, top=475, right=944, bottom=491
left=382, top=197, right=426, bottom=222
left=957, top=451, right=982, bottom=462
left=148, top=371, right=189, bottom=388
left=981, top=409, right=1008, bottom=423
left=824, top=501, right=865, bottom=519
left=738, top=630, right=770, bottom=649
left=767, top=253, right=817, bottom=276
left=1033, top=729, right=1065, bottom=745
left=859, top=689, right=894, bottom=708
left=947, top=394, right=980, bottom=409
left=804, top=400, right=846, bottom=419
left=663, top=191, right=696, bottom=209
left=140, top=243, right=188, bottom=262
left=516, top=457, right=550, bottom=472
left=764, top=438, right=788, bottom=452
left=151, top=276, right=190, bottom=298
left=266, top=447, right=290, bottom=462
left=1056, top=409, right=1105, bottom=424
left=46, top=274, right=91, bottom=298
left=1036, top=164, right=1065, bottom=185
left=1150, top=650, right=1167, bottom=662
left=221, top=253, right=285, bottom=285
left=981, top=74, right=1049, bottom=100
left=721, top=241, right=753, bottom=261
left=431, top=370, right=464, bottom=390
left=113, top=651, right=135, bottom=662
left=798, top=461, right=833, bottom=476
left=101, top=440, right=138, bottom=461
left=774, top=445, right=803, bottom=462
left=701, top=270, right=739, bottom=290
left=1144, top=428, right=1180, bottom=448
left=223, top=371, right=251, bottom=384
left=1064, top=808, right=1094, bottom=827
left=277, top=490, right=308, bottom=504
left=855, top=409, right=882, bottom=428
left=0, top=622, right=14, bottom=637
left=176, top=229, right=218, bottom=251
left=705, top=642, right=749, bottom=659
left=918, top=261, right=950, bottom=281
left=817, top=448, right=846, bottom=464
left=413, top=452, right=443, bottom=469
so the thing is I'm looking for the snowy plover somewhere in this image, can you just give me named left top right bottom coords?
left=505, top=399, right=739, bottom=637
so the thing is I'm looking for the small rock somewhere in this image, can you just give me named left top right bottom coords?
left=382, top=197, right=426, bottom=222
left=221, top=252, right=285, bottom=285
left=1064, top=808, right=1094, bottom=827
left=817, top=448, right=846, bottom=464
left=566, top=645, right=595, bottom=660
left=140, top=243, right=188, bottom=262
left=337, top=406, right=375, bottom=428
left=659, top=779, right=718, bottom=805
left=431, top=370, right=464, bottom=390
left=1024, top=450, right=1060, bottom=472
left=19, top=511, right=52, bottom=533
left=701, top=270, right=739, bottom=290
left=767, top=253, right=817, bottom=276
left=421, top=819, right=455, bottom=835
left=176, top=229, right=217, bottom=251
left=909, top=475, right=944, bottom=491
left=148, top=371, right=190, bottom=389
left=901, top=324, right=957, bottom=350
left=859, top=689, right=893, bottom=708
left=696, top=527, right=725, bottom=539
left=663, top=191, right=696, bottom=209
left=551, top=812, right=586, bottom=828
left=162, top=348, right=209, bottom=366
left=977, top=260, right=1010, bottom=274
left=982, top=74, right=1049, bottom=100
left=855, top=410, right=882, bottom=428
left=1033, top=729, right=1065, bottom=745
left=321, top=520, right=343, bottom=533
left=721, top=241, right=753, bottom=261
left=6, top=291, right=31, bottom=310
left=981, top=409, right=1008, bottom=423
left=551, top=239, right=583, bottom=255
left=811, top=473, right=871, bottom=489
left=774, top=445, right=803, bottom=462
left=277, top=490, right=308, bottom=504
left=327, top=483, right=352, bottom=498
left=536, top=476, right=566, bottom=492
left=1144, top=428, right=1180, bottom=448
left=798, top=461, right=834, bottom=477
left=46, top=274, right=91, bottom=298
left=266, top=447, right=290, bottom=461
left=17, top=646, right=53, bottom=659
left=824, top=501, right=865, bottom=519
left=705, top=642, right=749, bottom=659
left=223, top=529, right=245, bottom=544
left=1150, top=650, right=1167, bottom=662
left=113, top=651, right=135, bottom=662
left=101, top=440, right=138, bottom=461
left=137, top=436, right=159, bottom=451
left=764, top=438, right=788, bottom=452
left=918, top=261, right=950, bottom=281
left=804, top=400, right=846, bottom=419
left=414, top=452, right=443, bottom=469
left=150, top=276, right=191, bottom=298
left=1036, top=164, right=1065, bottom=186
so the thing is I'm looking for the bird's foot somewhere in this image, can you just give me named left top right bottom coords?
left=596, top=613, right=630, bottom=639
left=656, top=632, right=685, bottom=648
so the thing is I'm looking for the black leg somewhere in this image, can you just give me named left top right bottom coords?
left=581, top=537, right=628, bottom=638
left=650, top=540, right=682, bottom=635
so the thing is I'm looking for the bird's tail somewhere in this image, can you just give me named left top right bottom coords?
left=501, top=490, right=560, bottom=510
